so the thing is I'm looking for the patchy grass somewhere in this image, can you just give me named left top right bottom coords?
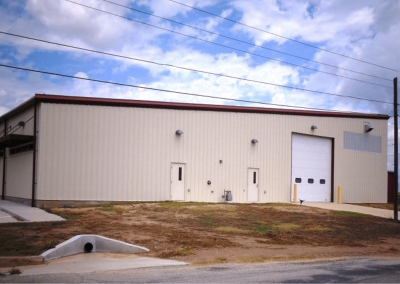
left=155, top=247, right=195, bottom=258
left=42, top=239, right=59, bottom=250
left=272, top=223, right=302, bottom=232
left=253, top=223, right=271, bottom=235
left=1, top=201, right=400, bottom=264
left=215, top=226, right=250, bottom=234
left=236, top=255, right=272, bottom=263
left=197, top=214, right=216, bottom=227
left=332, top=211, right=368, bottom=217
left=265, top=203, right=294, bottom=207
left=306, top=225, right=334, bottom=234
left=193, top=257, right=228, bottom=265
left=96, top=204, right=126, bottom=214
left=51, top=210, right=81, bottom=221
left=160, top=202, right=209, bottom=208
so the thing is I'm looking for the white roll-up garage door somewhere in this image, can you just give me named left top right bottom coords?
left=291, top=134, right=332, bottom=202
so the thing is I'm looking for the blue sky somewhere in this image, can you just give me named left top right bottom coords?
left=0, top=0, right=399, bottom=169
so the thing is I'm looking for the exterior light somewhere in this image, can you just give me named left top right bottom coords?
left=251, top=139, right=258, bottom=144
left=364, top=123, right=374, bottom=133
left=175, top=130, right=184, bottom=135
left=311, top=125, right=317, bottom=130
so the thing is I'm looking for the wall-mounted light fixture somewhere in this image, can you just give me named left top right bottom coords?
left=364, top=122, right=374, bottom=133
left=251, top=139, right=258, bottom=144
left=311, top=125, right=317, bottom=130
left=175, top=130, right=184, bottom=135
left=18, top=121, right=25, bottom=127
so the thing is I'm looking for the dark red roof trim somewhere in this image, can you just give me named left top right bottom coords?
left=33, top=94, right=389, bottom=120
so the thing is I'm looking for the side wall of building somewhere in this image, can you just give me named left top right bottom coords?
left=36, top=103, right=387, bottom=203
left=1, top=106, right=35, bottom=201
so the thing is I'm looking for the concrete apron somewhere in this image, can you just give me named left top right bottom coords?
left=303, top=203, right=398, bottom=219
left=10, top=253, right=187, bottom=276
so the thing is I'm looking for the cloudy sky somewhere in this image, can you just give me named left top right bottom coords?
left=0, top=0, right=399, bottom=169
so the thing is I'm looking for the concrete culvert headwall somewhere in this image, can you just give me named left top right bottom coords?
left=41, top=235, right=149, bottom=261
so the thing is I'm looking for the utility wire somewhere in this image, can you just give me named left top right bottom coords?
left=167, top=0, right=400, bottom=73
left=0, top=31, right=393, bottom=105
left=99, top=0, right=390, bottom=82
left=9, top=116, right=34, bottom=135
left=0, top=63, right=387, bottom=114
left=65, top=0, right=391, bottom=88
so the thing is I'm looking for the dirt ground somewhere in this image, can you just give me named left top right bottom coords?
left=1, top=202, right=400, bottom=268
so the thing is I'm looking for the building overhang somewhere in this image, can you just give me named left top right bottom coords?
left=0, top=134, right=34, bottom=149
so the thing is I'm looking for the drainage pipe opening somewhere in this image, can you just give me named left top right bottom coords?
left=84, top=242, right=93, bottom=253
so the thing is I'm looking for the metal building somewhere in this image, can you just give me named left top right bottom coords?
left=0, top=94, right=389, bottom=207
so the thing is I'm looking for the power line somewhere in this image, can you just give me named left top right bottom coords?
left=65, top=0, right=391, bottom=88
left=0, top=63, right=386, bottom=114
left=166, top=0, right=400, bottom=73
left=0, top=31, right=393, bottom=105
left=99, top=0, right=391, bottom=82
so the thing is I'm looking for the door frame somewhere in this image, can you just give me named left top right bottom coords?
left=170, top=162, right=186, bottom=201
left=247, top=167, right=259, bottom=202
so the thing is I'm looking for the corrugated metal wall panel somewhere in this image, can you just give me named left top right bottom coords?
left=37, top=103, right=387, bottom=203
left=7, top=152, right=33, bottom=199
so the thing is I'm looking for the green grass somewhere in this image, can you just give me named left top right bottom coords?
left=332, top=211, right=368, bottom=217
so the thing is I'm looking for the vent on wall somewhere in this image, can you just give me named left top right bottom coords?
left=344, top=131, right=382, bottom=153
left=9, top=143, right=34, bottom=156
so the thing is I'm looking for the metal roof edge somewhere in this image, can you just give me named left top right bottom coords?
left=0, top=96, right=35, bottom=123
left=33, top=94, right=390, bottom=120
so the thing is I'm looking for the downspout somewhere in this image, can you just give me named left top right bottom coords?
left=1, top=118, right=6, bottom=200
left=31, top=101, right=37, bottom=207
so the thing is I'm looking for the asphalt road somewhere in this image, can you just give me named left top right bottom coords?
left=1, top=257, right=400, bottom=283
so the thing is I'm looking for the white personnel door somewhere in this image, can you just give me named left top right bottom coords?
left=171, top=163, right=185, bottom=201
left=291, top=134, right=332, bottom=202
left=248, top=168, right=259, bottom=202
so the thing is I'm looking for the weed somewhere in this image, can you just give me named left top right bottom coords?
left=332, top=211, right=368, bottom=217
left=295, top=213, right=304, bottom=219
left=8, top=268, right=21, bottom=275
left=147, top=216, right=157, bottom=220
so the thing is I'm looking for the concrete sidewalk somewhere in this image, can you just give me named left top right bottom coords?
left=304, top=203, right=399, bottom=219
left=0, top=200, right=64, bottom=223
left=12, top=253, right=187, bottom=276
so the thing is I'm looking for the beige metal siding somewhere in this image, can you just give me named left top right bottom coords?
left=37, top=103, right=387, bottom=203
left=6, top=106, right=34, bottom=136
